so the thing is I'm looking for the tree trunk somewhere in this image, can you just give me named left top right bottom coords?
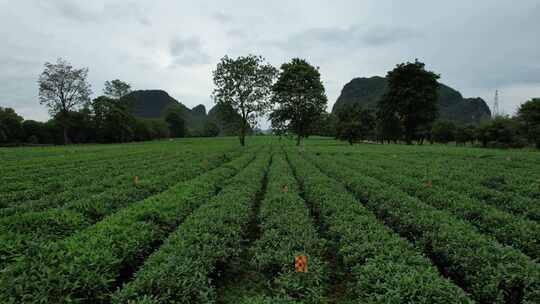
left=239, top=121, right=246, bottom=146
left=296, top=135, right=301, bottom=146
left=348, top=138, right=353, bottom=145
left=63, top=127, right=69, bottom=145
left=239, top=134, right=245, bottom=146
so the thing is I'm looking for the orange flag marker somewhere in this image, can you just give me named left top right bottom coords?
left=295, top=255, right=308, bottom=273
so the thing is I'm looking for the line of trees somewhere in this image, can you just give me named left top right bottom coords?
left=0, top=58, right=222, bottom=146
left=212, top=55, right=327, bottom=146
left=331, top=60, right=540, bottom=149
left=2, top=56, right=538, bottom=149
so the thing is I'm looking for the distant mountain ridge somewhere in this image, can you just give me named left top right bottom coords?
left=332, top=76, right=491, bottom=124
left=123, top=89, right=242, bottom=135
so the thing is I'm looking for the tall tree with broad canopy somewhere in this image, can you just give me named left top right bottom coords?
left=271, top=58, right=328, bottom=146
left=38, top=58, right=92, bottom=144
left=104, top=79, right=132, bottom=99
left=377, top=59, right=440, bottom=144
left=212, top=54, right=277, bottom=146
left=516, top=98, right=540, bottom=148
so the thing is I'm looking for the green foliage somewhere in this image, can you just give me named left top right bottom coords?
left=335, top=103, right=375, bottom=144
left=1, top=137, right=539, bottom=303
left=132, top=118, right=169, bottom=141
left=431, top=120, right=456, bottom=143
left=376, top=107, right=402, bottom=143
left=287, top=151, right=472, bottom=303
left=331, top=152, right=540, bottom=261
left=250, top=154, right=326, bottom=303
left=377, top=60, right=440, bottom=144
left=311, top=112, right=336, bottom=137
left=517, top=98, right=540, bottom=148
left=112, top=151, right=270, bottom=303
left=0, top=146, right=252, bottom=303
left=271, top=58, right=328, bottom=145
left=207, top=102, right=244, bottom=136
left=103, top=79, right=131, bottom=99
left=213, top=54, right=277, bottom=145
left=476, top=116, right=525, bottom=148
left=0, top=107, right=24, bottom=144
left=21, top=120, right=48, bottom=144
left=165, top=110, right=186, bottom=138
left=455, top=125, right=476, bottom=145
left=310, top=152, right=540, bottom=304
left=92, top=96, right=136, bottom=143
left=203, top=121, right=220, bottom=137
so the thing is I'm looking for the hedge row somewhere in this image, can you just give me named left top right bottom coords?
left=0, top=152, right=184, bottom=213
left=1, top=140, right=237, bottom=209
left=250, top=152, right=326, bottom=303
left=286, top=150, right=472, bottom=303
left=0, top=149, right=150, bottom=197
left=111, top=150, right=272, bottom=303
left=328, top=153, right=540, bottom=260
left=338, top=151, right=540, bottom=221
left=0, top=148, right=241, bottom=269
left=0, top=150, right=258, bottom=303
left=307, top=153, right=540, bottom=303
left=0, top=149, right=172, bottom=205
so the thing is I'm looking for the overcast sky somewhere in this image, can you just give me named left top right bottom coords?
left=1, top=0, right=539, bottom=126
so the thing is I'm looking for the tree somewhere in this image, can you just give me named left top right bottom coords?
left=516, top=98, right=540, bottom=148
left=203, top=121, right=220, bottom=137
left=212, top=54, right=277, bottom=146
left=38, top=58, right=92, bottom=144
left=432, top=120, right=456, bottom=144
left=376, top=108, right=402, bottom=144
left=455, top=125, right=476, bottom=145
left=271, top=58, right=328, bottom=145
left=22, top=120, right=48, bottom=144
left=0, top=107, right=24, bottom=143
left=104, top=79, right=131, bottom=99
left=91, top=96, right=135, bottom=143
left=165, top=111, right=186, bottom=138
left=377, top=59, right=440, bottom=144
left=476, top=116, right=524, bottom=148
left=336, top=104, right=375, bottom=145
left=312, top=112, right=337, bottom=137
left=63, top=109, right=95, bottom=143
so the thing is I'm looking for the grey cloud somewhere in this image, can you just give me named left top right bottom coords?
left=37, top=1, right=100, bottom=22
left=213, top=12, right=234, bottom=24
left=169, top=37, right=210, bottom=67
left=276, top=25, right=423, bottom=52
left=2, top=0, right=539, bottom=121
left=38, top=0, right=150, bottom=25
left=226, top=29, right=247, bottom=39
left=473, top=65, right=540, bottom=89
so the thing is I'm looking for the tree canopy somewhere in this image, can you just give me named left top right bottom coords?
left=517, top=98, right=540, bottom=148
left=270, top=58, right=327, bottom=145
left=104, top=79, right=132, bottom=99
left=336, top=104, right=375, bottom=145
left=38, top=58, right=92, bottom=144
left=0, top=107, right=24, bottom=143
left=377, top=59, right=440, bottom=144
left=212, top=54, right=277, bottom=146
